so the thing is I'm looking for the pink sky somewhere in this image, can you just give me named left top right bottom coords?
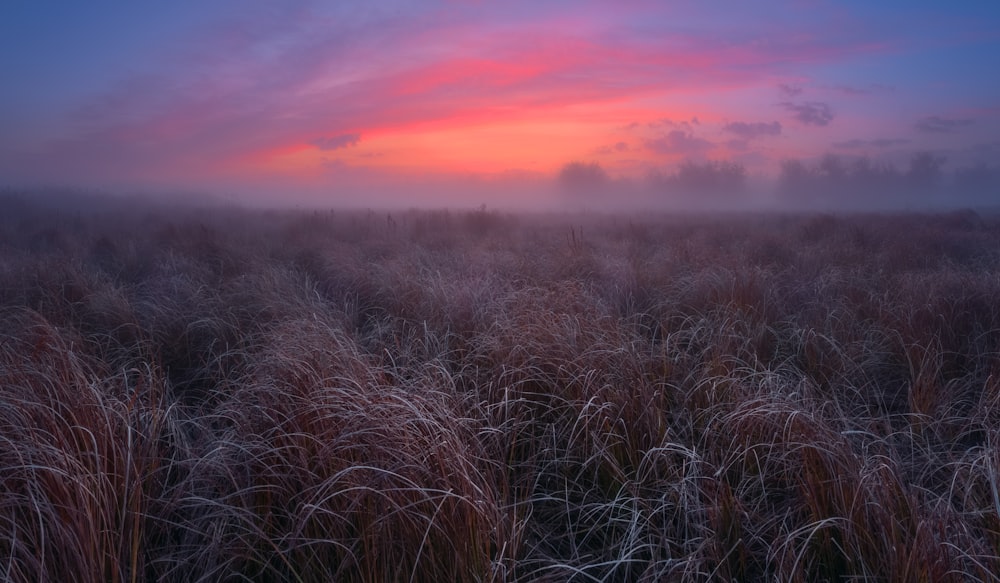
left=1, top=1, right=998, bottom=207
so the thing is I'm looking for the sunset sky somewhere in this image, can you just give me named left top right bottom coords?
left=2, top=1, right=998, bottom=206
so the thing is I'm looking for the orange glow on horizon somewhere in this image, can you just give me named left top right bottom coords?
left=242, top=99, right=713, bottom=181
left=354, top=119, right=602, bottom=174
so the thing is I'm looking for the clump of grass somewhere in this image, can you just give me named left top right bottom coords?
left=0, top=307, right=172, bottom=583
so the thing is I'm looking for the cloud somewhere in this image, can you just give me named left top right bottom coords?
left=964, top=141, right=1000, bottom=164
left=832, top=138, right=910, bottom=149
left=645, top=130, right=714, bottom=156
left=595, top=141, right=630, bottom=155
left=829, top=83, right=894, bottom=96
left=972, top=141, right=1000, bottom=155
left=646, top=117, right=700, bottom=131
left=778, top=83, right=803, bottom=98
left=722, top=120, right=781, bottom=139
left=310, top=133, right=361, bottom=151
left=780, top=101, right=834, bottom=126
left=914, top=116, right=974, bottom=133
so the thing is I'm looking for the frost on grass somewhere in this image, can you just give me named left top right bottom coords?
left=1, top=199, right=1000, bottom=582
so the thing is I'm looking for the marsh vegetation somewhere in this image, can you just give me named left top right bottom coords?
left=2, top=194, right=1000, bottom=581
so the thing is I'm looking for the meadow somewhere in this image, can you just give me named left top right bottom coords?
left=1, top=193, right=999, bottom=582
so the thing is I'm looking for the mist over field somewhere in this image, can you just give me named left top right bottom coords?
left=3, top=1, right=1000, bottom=581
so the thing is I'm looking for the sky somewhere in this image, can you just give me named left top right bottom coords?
left=2, top=1, right=999, bottom=207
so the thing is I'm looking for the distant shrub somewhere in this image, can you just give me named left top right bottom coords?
left=557, top=161, right=610, bottom=197
left=647, top=159, right=747, bottom=206
left=778, top=152, right=957, bottom=208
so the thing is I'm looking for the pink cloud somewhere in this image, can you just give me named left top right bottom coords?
left=780, top=101, right=835, bottom=126
left=311, top=134, right=361, bottom=151
left=722, top=121, right=782, bottom=139
left=645, top=130, right=714, bottom=157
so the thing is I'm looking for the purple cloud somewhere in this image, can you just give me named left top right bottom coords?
left=596, top=141, right=631, bottom=154
left=647, top=117, right=700, bottom=131
left=722, top=120, right=781, bottom=139
left=645, top=130, right=714, bottom=156
left=780, top=101, right=834, bottom=126
left=832, top=138, right=910, bottom=149
left=311, top=133, right=361, bottom=151
left=778, top=83, right=803, bottom=98
left=972, top=141, right=1000, bottom=155
left=915, top=116, right=974, bottom=134
left=829, top=83, right=894, bottom=96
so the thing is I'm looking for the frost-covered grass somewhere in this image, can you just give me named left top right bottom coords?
left=1, top=196, right=999, bottom=581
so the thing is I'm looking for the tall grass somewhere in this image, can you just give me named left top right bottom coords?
left=2, top=196, right=1000, bottom=581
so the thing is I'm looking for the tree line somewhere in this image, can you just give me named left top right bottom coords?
left=558, top=154, right=1000, bottom=208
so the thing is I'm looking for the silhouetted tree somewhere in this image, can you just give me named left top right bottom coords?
left=849, top=156, right=901, bottom=198
left=954, top=163, right=1000, bottom=203
left=779, top=153, right=950, bottom=208
left=906, top=152, right=946, bottom=191
left=817, top=154, right=849, bottom=184
left=558, top=161, right=609, bottom=196
left=674, top=160, right=746, bottom=195
left=778, top=159, right=812, bottom=189
left=778, top=159, right=819, bottom=205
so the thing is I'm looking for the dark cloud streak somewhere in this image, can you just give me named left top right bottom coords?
left=778, top=83, right=803, bottom=97
left=595, top=141, right=630, bottom=155
left=915, top=116, right=974, bottom=133
left=311, top=133, right=361, bottom=151
left=780, top=101, right=834, bottom=126
left=645, top=130, right=713, bottom=156
left=722, top=120, right=781, bottom=139
left=832, top=138, right=910, bottom=149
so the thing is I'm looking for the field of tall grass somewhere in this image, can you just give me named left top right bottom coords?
left=2, top=193, right=999, bottom=581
